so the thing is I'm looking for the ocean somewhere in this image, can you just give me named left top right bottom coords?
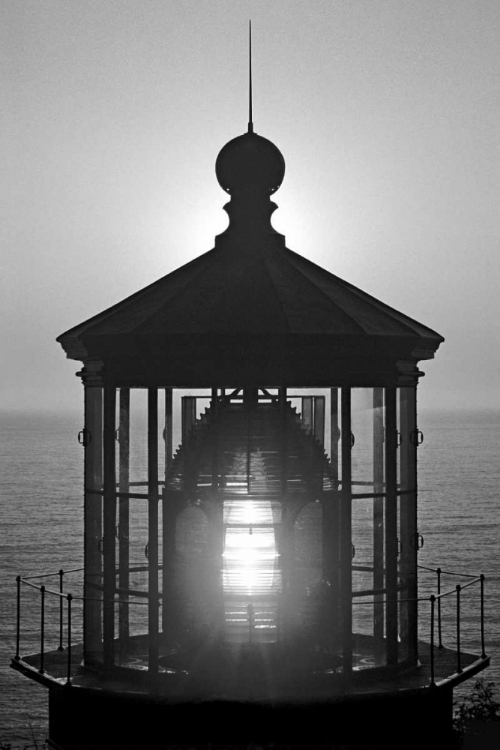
left=0, top=408, right=499, bottom=746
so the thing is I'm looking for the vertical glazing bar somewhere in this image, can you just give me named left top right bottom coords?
left=164, top=388, right=173, bottom=476
left=481, top=575, right=486, bottom=658
left=314, top=396, right=325, bottom=449
left=182, top=397, right=196, bottom=498
left=181, top=397, right=196, bottom=443
left=84, top=380, right=103, bottom=663
left=399, top=386, right=418, bottom=663
left=302, top=397, right=313, bottom=434
left=430, top=595, right=435, bottom=686
left=302, top=396, right=315, bottom=484
left=58, top=569, right=64, bottom=651
left=162, top=384, right=178, bottom=637
left=67, top=594, right=72, bottom=685
left=211, top=388, right=219, bottom=490
left=118, top=388, right=130, bottom=648
left=148, top=388, right=159, bottom=678
left=330, top=388, right=339, bottom=483
left=456, top=585, right=462, bottom=673
left=385, top=386, right=398, bottom=666
left=162, top=491, right=174, bottom=637
left=340, top=388, right=352, bottom=675
left=209, top=388, right=224, bottom=639
left=15, top=576, right=21, bottom=660
left=373, top=388, right=384, bottom=662
left=324, top=389, right=339, bottom=647
left=40, top=586, right=45, bottom=673
left=246, top=391, right=251, bottom=494
left=103, top=383, right=116, bottom=670
left=314, top=396, right=325, bottom=495
left=279, top=387, right=289, bottom=643
left=279, top=387, right=288, bottom=495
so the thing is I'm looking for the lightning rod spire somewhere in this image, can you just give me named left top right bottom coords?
left=248, top=20, right=253, bottom=133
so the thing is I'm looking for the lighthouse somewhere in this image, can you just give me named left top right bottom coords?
left=12, top=68, right=489, bottom=750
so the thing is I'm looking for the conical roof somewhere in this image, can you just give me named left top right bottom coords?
left=57, top=129, right=443, bottom=387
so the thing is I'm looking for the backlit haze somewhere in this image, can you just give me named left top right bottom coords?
left=3, top=1, right=499, bottom=414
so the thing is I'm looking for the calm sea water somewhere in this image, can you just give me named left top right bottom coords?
left=0, top=408, right=499, bottom=745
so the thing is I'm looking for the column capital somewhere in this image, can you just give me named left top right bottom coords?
left=77, top=360, right=104, bottom=387
left=396, top=361, right=424, bottom=387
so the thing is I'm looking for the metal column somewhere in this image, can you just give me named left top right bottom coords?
left=324, top=388, right=340, bottom=646
left=148, top=388, right=159, bottom=677
left=83, top=382, right=103, bottom=662
left=330, top=388, right=339, bottom=483
left=279, top=387, right=290, bottom=643
left=211, top=388, right=219, bottom=491
left=340, top=388, right=352, bottom=674
left=162, top=387, right=174, bottom=637
left=164, top=388, right=173, bottom=475
left=399, top=386, right=418, bottom=663
left=208, top=388, right=224, bottom=638
left=372, top=388, right=385, bottom=662
left=279, top=387, right=288, bottom=496
left=118, top=388, right=130, bottom=648
left=103, top=383, right=116, bottom=670
left=384, top=386, right=398, bottom=666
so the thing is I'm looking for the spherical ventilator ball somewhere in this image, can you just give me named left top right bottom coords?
left=216, top=132, right=285, bottom=194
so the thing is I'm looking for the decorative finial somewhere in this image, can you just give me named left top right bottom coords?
left=215, top=20, right=285, bottom=198
left=248, top=20, right=253, bottom=133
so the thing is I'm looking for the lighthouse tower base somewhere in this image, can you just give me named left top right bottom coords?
left=48, top=683, right=454, bottom=750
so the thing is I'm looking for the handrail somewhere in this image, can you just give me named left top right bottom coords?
left=418, top=563, right=477, bottom=578
left=22, top=567, right=84, bottom=580
left=24, top=582, right=65, bottom=598
left=433, top=576, right=482, bottom=601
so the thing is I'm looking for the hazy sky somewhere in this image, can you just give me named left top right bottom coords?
left=2, top=1, right=499, bottom=413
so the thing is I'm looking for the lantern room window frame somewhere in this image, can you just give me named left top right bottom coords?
left=81, top=375, right=419, bottom=680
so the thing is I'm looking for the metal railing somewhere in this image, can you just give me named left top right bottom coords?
left=15, top=563, right=487, bottom=688
left=349, top=563, right=487, bottom=683
left=418, top=564, right=487, bottom=685
left=15, top=568, right=82, bottom=685
left=14, top=566, right=153, bottom=685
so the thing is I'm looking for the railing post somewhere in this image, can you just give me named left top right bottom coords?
left=58, top=569, right=64, bottom=651
left=480, top=574, right=486, bottom=659
left=40, top=585, right=45, bottom=674
left=437, top=567, right=443, bottom=648
left=15, top=576, right=21, bottom=661
left=430, top=595, right=435, bottom=686
left=67, top=594, right=72, bottom=686
left=456, top=585, right=462, bottom=673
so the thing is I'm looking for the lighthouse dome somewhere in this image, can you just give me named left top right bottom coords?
left=215, top=130, right=285, bottom=195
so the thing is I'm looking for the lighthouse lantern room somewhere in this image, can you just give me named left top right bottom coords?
left=12, top=86, right=489, bottom=750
